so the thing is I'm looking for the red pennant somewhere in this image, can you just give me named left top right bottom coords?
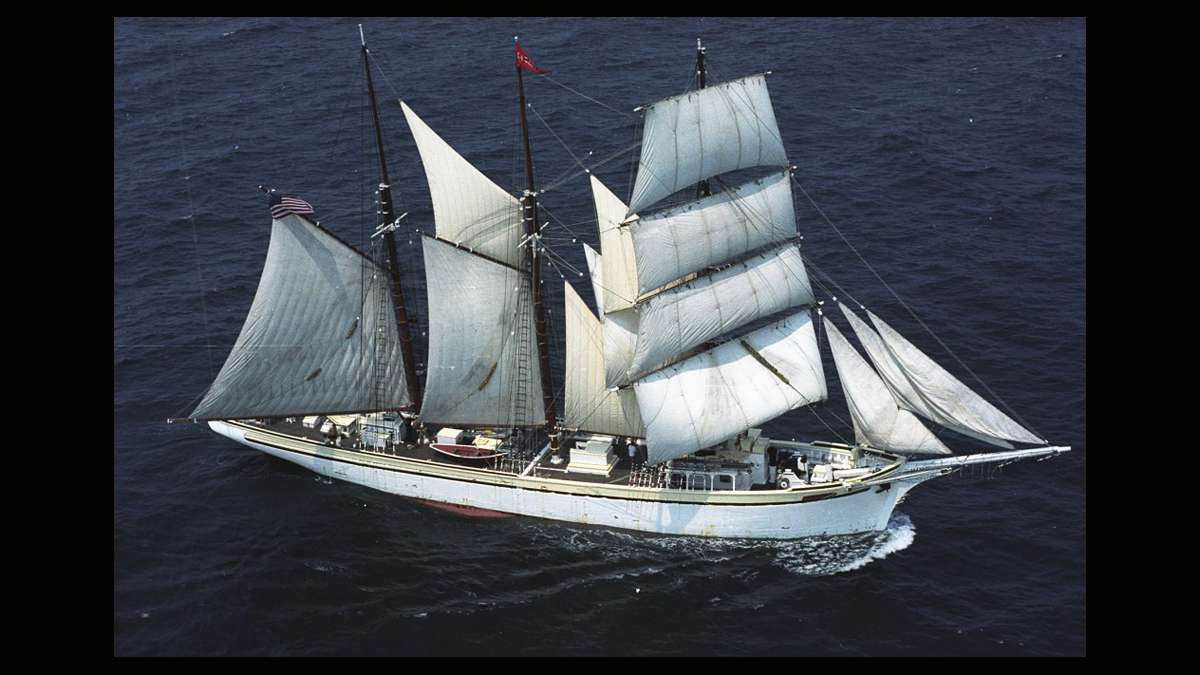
left=515, top=42, right=548, bottom=74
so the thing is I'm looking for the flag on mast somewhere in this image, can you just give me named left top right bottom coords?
left=515, top=40, right=548, bottom=74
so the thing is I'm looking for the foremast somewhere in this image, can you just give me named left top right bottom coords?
left=515, top=38, right=560, bottom=454
left=695, top=38, right=711, bottom=200
left=360, top=25, right=421, bottom=412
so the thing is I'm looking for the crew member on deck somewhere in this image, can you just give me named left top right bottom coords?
left=627, top=438, right=639, bottom=469
left=798, top=456, right=810, bottom=483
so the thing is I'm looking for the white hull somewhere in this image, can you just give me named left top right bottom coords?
left=210, top=421, right=935, bottom=539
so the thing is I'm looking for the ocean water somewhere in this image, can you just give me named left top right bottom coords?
left=114, top=16, right=1086, bottom=656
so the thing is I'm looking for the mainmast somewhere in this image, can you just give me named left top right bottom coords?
left=695, top=38, right=712, bottom=199
left=515, top=38, right=560, bottom=454
left=360, top=25, right=421, bottom=412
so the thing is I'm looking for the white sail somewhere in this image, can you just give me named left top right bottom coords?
left=868, top=310, right=1046, bottom=446
left=634, top=311, right=826, bottom=464
left=631, top=171, right=796, bottom=295
left=839, top=304, right=1035, bottom=448
left=823, top=317, right=950, bottom=455
left=420, top=237, right=543, bottom=427
left=629, top=74, right=788, bottom=213
left=626, top=243, right=814, bottom=382
left=584, top=243, right=641, bottom=389
left=563, top=281, right=645, bottom=438
left=590, top=176, right=640, bottom=313
left=401, top=101, right=524, bottom=269
left=582, top=243, right=606, bottom=317
left=191, top=215, right=409, bottom=420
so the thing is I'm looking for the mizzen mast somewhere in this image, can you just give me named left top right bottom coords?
left=360, top=25, right=421, bottom=412
left=514, top=37, right=560, bottom=454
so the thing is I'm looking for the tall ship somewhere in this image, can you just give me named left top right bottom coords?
left=177, top=30, right=1070, bottom=540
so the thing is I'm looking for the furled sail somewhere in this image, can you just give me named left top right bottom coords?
left=823, top=317, right=950, bottom=455
left=630, top=171, right=796, bottom=296
left=563, top=281, right=645, bottom=438
left=629, top=74, right=789, bottom=213
left=191, top=215, right=409, bottom=420
left=634, top=310, right=826, bottom=464
left=840, top=304, right=1042, bottom=448
left=625, top=243, right=814, bottom=383
left=420, top=237, right=543, bottom=427
left=590, top=176, right=639, bottom=313
left=401, top=101, right=524, bottom=269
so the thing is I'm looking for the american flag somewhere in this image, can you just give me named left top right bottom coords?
left=268, top=192, right=316, bottom=220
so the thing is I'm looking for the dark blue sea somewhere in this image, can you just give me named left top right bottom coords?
left=114, top=17, right=1085, bottom=656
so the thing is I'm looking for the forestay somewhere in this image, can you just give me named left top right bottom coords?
left=634, top=310, right=826, bottom=464
left=420, top=238, right=544, bottom=427
left=191, top=215, right=409, bottom=420
left=401, top=101, right=524, bottom=269
left=629, top=75, right=788, bottom=213
left=631, top=171, right=796, bottom=295
left=823, top=317, right=949, bottom=455
left=563, top=281, right=645, bottom=438
left=625, top=243, right=814, bottom=383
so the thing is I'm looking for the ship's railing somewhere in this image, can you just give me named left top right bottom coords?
left=628, top=464, right=667, bottom=488
left=663, top=468, right=742, bottom=492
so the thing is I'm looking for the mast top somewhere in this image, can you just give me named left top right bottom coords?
left=696, top=37, right=705, bottom=52
left=359, top=24, right=366, bottom=48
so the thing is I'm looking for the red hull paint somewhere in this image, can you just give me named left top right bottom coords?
left=410, top=498, right=515, bottom=519
left=431, top=443, right=507, bottom=460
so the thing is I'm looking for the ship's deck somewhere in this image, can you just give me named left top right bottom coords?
left=246, top=418, right=642, bottom=486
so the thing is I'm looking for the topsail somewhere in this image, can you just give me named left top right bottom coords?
left=401, top=101, right=524, bottom=269
left=629, top=74, right=788, bottom=213
left=630, top=171, right=797, bottom=296
left=191, top=215, right=410, bottom=420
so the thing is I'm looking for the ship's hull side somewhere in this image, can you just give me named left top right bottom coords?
left=210, top=421, right=909, bottom=539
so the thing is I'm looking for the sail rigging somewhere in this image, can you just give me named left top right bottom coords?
left=572, top=68, right=818, bottom=461
left=191, top=214, right=410, bottom=420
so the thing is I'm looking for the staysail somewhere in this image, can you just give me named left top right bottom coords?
left=823, top=316, right=949, bottom=455
left=629, top=74, right=788, bottom=213
left=401, top=101, right=524, bottom=269
left=419, top=237, right=543, bottom=427
left=590, top=176, right=640, bottom=313
left=563, top=280, right=645, bottom=438
left=634, top=310, right=826, bottom=464
left=191, top=215, right=410, bottom=420
left=840, top=303, right=1043, bottom=448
